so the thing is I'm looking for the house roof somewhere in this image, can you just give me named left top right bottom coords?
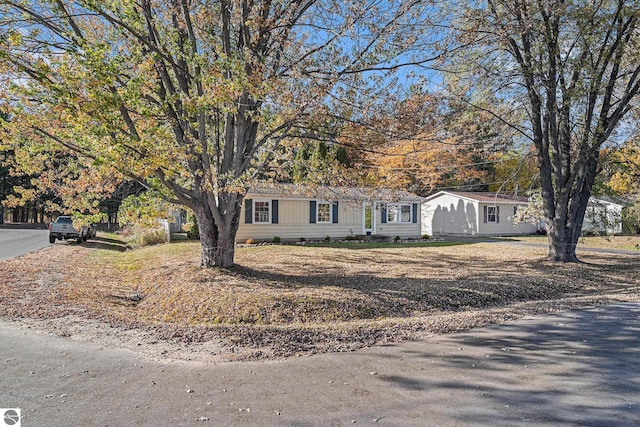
left=247, top=183, right=421, bottom=203
left=425, top=191, right=529, bottom=204
left=426, top=191, right=624, bottom=208
left=589, top=197, right=624, bottom=208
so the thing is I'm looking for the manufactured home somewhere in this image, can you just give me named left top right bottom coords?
left=236, top=184, right=422, bottom=243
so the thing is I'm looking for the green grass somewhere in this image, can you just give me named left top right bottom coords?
left=91, top=232, right=196, bottom=272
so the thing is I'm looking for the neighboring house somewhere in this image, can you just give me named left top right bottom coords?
left=236, top=184, right=422, bottom=243
left=582, top=198, right=623, bottom=234
left=169, top=208, right=188, bottom=233
left=421, top=191, right=540, bottom=237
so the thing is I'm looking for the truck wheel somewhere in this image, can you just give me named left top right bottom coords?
left=49, top=235, right=56, bottom=244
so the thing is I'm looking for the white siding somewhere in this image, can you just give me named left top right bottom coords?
left=236, top=196, right=421, bottom=243
left=422, top=194, right=480, bottom=236
left=477, top=203, right=538, bottom=235
left=376, top=203, right=422, bottom=238
left=236, top=199, right=361, bottom=243
left=422, top=194, right=538, bottom=236
left=582, top=201, right=623, bottom=234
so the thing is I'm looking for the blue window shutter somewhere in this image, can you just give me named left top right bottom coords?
left=245, top=199, right=253, bottom=224
left=332, top=202, right=339, bottom=223
left=272, top=200, right=279, bottom=224
left=381, top=204, right=387, bottom=223
left=412, top=203, right=418, bottom=223
left=483, top=205, right=487, bottom=223
left=309, top=201, right=316, bottom=223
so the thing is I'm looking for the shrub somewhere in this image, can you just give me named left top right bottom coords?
left=421, top=234, right=430, bottom=240
left=117, top=190, right=173, bottom=229
left=183, top=210, right=200, bottom=240
left=246, top=238, right=255, bottom=245
left=394, top=235, right=401, bottom=242
left=325, top=235, right=331, bottom=242
left=345, top=234, right=355, bottom=241
left=127, top=228, right=168, bottom=247
left=272, top=236, right=281, bottom=243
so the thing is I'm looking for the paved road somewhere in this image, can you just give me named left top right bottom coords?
left=0, top=229, right=50, bottom=262
left=1, top=303, right=639, bottom=426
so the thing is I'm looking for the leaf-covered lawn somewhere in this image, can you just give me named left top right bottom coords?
left=1, top=235, right=638, bottom=361
left=507, top=234, right=640, bottom=251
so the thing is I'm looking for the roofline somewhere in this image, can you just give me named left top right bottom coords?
left=589, top=197, right=624, bottom=208
left=246, top=184, right=422, bottom=202
left=424, top=191, right=528, bottom=205
left=423, top=191, right=477, bottom=203
left=425, top=192, right=624, bottom=208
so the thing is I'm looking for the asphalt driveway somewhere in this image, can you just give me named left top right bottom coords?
left=1, top=303, right=639, bottom=426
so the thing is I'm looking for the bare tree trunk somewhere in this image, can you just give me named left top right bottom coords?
left=540, top=174, right=580, bottom=262
left=192, top=193, right=243, bottom=268
left=193, top=205, right=218, bottom=268
left=211, top=193, right=243, bottom=268
left=545, top=220, right=579, bottom=262
left=213, top=227, right=236, bottom=269
left=542, top=171, right=593, bottom=263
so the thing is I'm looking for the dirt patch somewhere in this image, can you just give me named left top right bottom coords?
left=1, top=238, right=638, bottom=362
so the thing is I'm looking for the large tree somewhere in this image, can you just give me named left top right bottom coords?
left=363, top=93, right=492, bottom=194
left=0, top=0, right=436, bottom=267
left=452, top=0, right=640, bottom=261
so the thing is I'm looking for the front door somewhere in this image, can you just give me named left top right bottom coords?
left=363, top=203, right=375, bottom=235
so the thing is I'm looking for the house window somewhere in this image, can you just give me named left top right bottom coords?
left=387, top=204, right=412, bottom=223
left=254, top=201, right=270, bottom=223
left=487, top=206, right=497, bottom=223
left=387, top=205, right=397, bottom=223
left=310, top=200, right=338, bottom=224
left=401, top=205, right=411, bottom=222
left=317, top=202, right=331, bottom=223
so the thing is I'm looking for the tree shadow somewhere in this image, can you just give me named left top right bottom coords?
left=230, top=247, right=640, bottom=319
left=313, top=303, right=639, bottom=426
left=302, top=240, right=476, bottom=250
left=82, top=235, right=129, bottom=252
left=377, top=374, right=430, bottom=391
left=385, top=304, right=640, bottom=426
